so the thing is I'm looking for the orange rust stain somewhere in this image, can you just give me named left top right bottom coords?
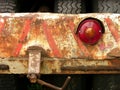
left=0, top=18, right=22, bottom=57
left=105, top=18, right=120, bottom=43
left=29, top=19, right=53, bottom=57
left=51, top=21, right=63, bottom=37
left=110, top=60, right=120, bottom=66
left=51, top=18, right=77, bottom=58
left=42, top=21, right=62, bottom=58
left=52, top=18, right=68, bottom=39
left=51, top=24, right=65, bottom=57
left=61, top=47, right=69, bottom=57
left=46, top=49, right=52, bottom=57
left=0, top=18, right=5, bottom=33
left=13, top=19, right=31, bottom=57
left=90, top=46, right=99, bottom=59
left=0, top=34, right=17, bottom=57
left=29, top=19, right=41, bottom=41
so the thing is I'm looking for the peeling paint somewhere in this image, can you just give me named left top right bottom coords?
left=0, top=13, right=119, bottom=74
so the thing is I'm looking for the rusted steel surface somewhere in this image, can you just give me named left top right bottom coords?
left=0, top=58, right=120, bottom=74
left=0, top=58, right=28, bottom=74
left=41, top=58, right=120, bottom=74
left=0, top=13, right=120, bottom=59
left=0, top=13, right=120, bottom=74
left=107, top=47, right=120, bottom=57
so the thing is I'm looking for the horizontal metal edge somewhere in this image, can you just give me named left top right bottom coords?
left=0, top=58, right=120, bottom=74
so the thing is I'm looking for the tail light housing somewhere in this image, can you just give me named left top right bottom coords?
left=76, top=18, right=104, bottom=45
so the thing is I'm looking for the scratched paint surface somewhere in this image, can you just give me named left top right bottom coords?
left=0, top=13, right=120, bottom=59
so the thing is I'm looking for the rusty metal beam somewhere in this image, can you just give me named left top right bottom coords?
left=0, top=13, right=120, bottom=74
left=0, top=13, right=120, bottom=60
left=0, top=58, right=120, bottom=74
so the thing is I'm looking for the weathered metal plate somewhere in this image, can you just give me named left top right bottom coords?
left=0, top=13, right=120, bottom=59
left=0, top=13, right=120, bottom=74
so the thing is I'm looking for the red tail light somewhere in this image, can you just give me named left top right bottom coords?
left=76, top=18, right=104, bottom=45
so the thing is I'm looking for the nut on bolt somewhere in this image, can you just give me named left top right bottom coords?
left=27, top=74, right=38, bottom=83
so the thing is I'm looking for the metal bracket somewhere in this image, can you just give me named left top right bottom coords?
left=27, top=46, right=71, bottom=90
left=27, top=46, right=42, bottom=83
left=28, top=46, right=41, bottom=74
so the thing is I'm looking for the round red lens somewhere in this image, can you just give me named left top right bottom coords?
left=77, top=18, right=104, bottom=44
